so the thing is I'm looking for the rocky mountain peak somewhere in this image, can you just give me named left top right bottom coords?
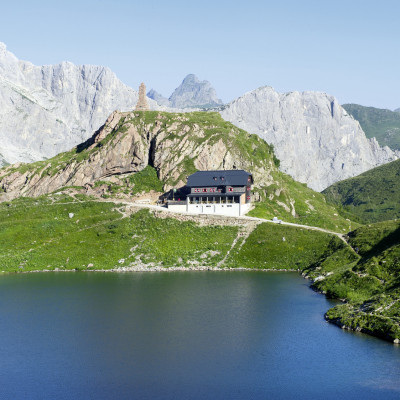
left=168, top=74, right=223, bottom=108
left=181, top=74, right=198, bottom=84
left=148, top=74, right=223, bottom=109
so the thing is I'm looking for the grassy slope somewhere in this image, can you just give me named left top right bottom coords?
left=343, top=104, right=400, bottom=150
left=322, top=159, right=400, bottom=223
left=314, top=220, right=400, bottom=341
left=249, top=171, right=360, bottom=232
left=0, top=194, right=238, bottom=271
left=227, top=223, right=344, bottom=270
left=0, top=193, right=341, bottom=273
left=94, top=165, right=164, bottom=198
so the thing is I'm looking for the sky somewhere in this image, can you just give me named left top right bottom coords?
left=1, top=0, right=399, bottom=109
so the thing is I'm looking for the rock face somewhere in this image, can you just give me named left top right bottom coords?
left=220, top=86, right=399, bottom=191
left=0, top=42, right=158, bottom=167
left=148, top=74, right=223, bottom=109
left=0, top=111, right=275, bottom=201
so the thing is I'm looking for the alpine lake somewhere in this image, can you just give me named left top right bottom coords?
left=0, top=270, right=399, bottom=400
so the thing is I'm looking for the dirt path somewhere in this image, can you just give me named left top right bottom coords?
left=217, top=220, right=261, bottom=267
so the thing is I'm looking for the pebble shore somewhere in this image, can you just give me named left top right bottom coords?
left=20, top=265, right=299, bottom=273
left=104, top=266, right=299, bottom=273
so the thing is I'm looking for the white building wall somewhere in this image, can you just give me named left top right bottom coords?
left=186, top=203, right=250, bottom=217
left=168, top=202, right=251, bottom=216
left=167, top=204, right=187, bottom=213
left=240, top=203, right=251, bottom=215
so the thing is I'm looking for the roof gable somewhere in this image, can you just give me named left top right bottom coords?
left=187, top=170, right=253, bottom=187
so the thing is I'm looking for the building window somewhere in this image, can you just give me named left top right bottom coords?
left=203, top=188, right=207, bottom=193
left=228, top=187, right=233, bottom=192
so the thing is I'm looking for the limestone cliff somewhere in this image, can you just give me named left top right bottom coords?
left=220, top=86, right=399, bottom=191
left=0, top=42, right=159, bottom=166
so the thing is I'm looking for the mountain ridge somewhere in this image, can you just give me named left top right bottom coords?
left=1, top=42, right=398, bottom=192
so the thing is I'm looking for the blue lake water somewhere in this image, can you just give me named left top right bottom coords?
left=0, top=271, right=399, bottom=400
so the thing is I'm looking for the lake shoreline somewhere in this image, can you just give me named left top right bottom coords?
left=15, top=265, right=300, bottom=274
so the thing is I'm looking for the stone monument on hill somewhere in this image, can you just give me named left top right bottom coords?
left=135, top=82, right=149, bottom=111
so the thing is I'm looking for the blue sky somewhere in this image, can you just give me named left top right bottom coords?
left=1, top=0, right=399, bottom=109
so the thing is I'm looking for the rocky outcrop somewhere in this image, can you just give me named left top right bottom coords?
left=220, top=86, right=399, bottom=191
left=0, top=111, right=275, bottom=201
left=0, top=42, right=159, bottom=167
